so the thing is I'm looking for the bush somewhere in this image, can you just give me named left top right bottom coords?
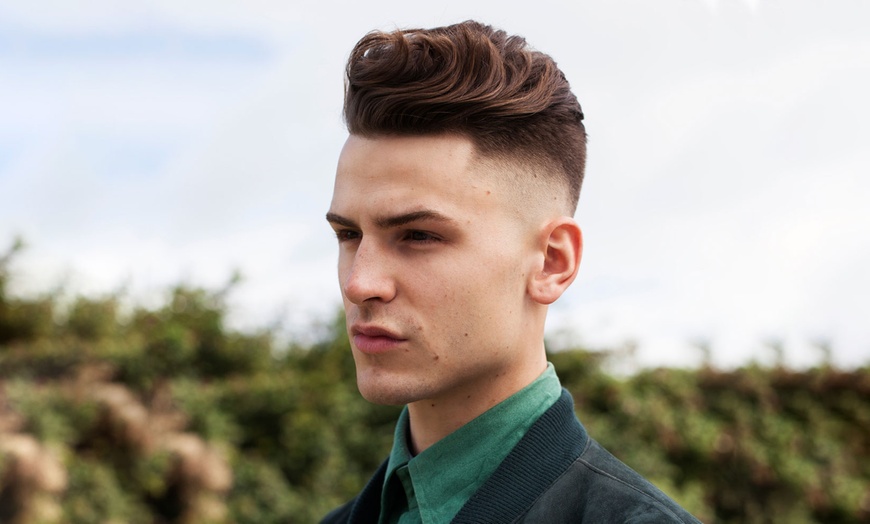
left=1, top=241, right=869, bottom=523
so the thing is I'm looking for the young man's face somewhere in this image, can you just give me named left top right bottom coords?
left=327, top=134, right=544, bottom=407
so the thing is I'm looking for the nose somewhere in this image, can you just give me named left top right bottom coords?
left=342, top=239, right=397, bottom=305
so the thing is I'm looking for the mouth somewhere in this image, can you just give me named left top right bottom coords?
left=351, top=324, right=407, bottom=354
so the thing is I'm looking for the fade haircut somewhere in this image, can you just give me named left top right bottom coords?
left=344, top=20, right=587, bottom=213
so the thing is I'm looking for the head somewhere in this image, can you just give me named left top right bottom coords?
left=327, top=21, right=586, bottom=410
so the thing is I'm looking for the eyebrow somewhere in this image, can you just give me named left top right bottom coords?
left=325, top=212, right=357, bottom=228
left=325, top=209, right=456, bottom=229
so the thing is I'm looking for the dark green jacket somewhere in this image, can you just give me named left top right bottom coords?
left=322, top=390, right=702, bottom=523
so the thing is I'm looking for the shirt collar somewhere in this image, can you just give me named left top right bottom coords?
left=380, top=363, right=562, bottom=523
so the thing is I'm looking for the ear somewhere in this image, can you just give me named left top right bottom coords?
left=528, top=218, right=582, bottom=305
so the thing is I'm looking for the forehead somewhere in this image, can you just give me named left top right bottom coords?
left=330, top=134, right=506, bottom=221
left=337, top=133, right=477, bottom=185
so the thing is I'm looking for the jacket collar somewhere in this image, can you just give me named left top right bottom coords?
left=344, top=389, right=588, bottom=523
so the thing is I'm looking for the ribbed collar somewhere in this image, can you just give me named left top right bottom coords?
left=379, top=363, right=562, bottom=524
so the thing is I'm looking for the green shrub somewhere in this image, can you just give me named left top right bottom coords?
left=228, top=456, right=302, bottom=524
left=2, top=240, right=869, bottom=523
left=62, top=457, right=150, bottom=524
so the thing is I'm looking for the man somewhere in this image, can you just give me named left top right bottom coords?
left=323, top=20, right=700, bottom=523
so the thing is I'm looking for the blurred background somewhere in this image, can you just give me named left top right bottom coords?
left=1, top=1, right=869, bottom=523
left=1, top=0, right=868, bottom=369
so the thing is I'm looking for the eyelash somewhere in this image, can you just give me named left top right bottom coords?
left=335, top=229, right=360, bottom=242
left=334, top=229, right=441, bottom=244
left=403, top=230, right=440, bottom=244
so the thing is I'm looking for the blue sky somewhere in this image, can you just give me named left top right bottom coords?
left=1, top=1, right=868, bottom=369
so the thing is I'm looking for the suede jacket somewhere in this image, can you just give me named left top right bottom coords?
left=321, top=389, right=702, bottom=523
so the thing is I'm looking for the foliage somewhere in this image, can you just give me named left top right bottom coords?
left=1, top=242, right=869, bottom=523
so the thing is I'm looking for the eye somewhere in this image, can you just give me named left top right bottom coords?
left=404, top=230, right=440, bottom=243
left=335, top=229, right=361, bottom=243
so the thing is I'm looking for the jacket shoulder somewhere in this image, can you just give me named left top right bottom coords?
left=520, top=439, right=701, bottom=523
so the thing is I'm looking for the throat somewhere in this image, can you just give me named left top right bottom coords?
left=406, top=385, right=513, bottom=454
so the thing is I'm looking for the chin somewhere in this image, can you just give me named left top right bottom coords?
left=355, top=371, right=427, bottom=406
left=357, top=388, right=408, bottom=406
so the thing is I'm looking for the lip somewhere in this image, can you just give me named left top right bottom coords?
left=351, top=324, right=406, bottom=354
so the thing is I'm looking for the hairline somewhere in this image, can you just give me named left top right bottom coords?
left=350, top=130, right=576, bottom=218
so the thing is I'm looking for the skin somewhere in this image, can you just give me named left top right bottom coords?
left=327, top=134, right=582, bottom=453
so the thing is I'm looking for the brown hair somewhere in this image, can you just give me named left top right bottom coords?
left=344, top=20, right=587, bottom=212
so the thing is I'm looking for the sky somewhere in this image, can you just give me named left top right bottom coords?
left=1, top=1, right=868, bottom=370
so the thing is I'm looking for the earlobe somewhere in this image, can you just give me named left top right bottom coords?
left=529, top=218, right=582, bottom=305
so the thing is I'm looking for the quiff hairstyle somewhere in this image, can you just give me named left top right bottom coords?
left=344, top=20, right=587, bottom=212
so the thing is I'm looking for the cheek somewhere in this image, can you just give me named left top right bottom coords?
left=468, top=260, right=528, bottom=327
left=441, top=274, right=514, bottom=337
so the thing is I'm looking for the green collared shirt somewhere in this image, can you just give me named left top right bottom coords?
left=379, top=363, right=562, bottom=524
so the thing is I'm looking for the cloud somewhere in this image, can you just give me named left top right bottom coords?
left=696, top=0, right=762, bottom=13
left=2, top=0, right=868, bottom=368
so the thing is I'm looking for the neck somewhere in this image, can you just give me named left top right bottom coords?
left=406, top=349, right=547, bottom=454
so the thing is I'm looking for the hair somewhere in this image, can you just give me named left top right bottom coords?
left=344, top=20, right=587, bottom=212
